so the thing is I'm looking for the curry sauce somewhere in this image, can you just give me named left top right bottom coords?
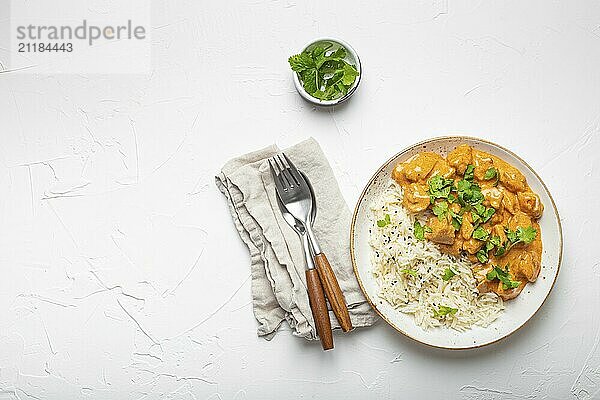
left=392, top=145, right=543, bottom=300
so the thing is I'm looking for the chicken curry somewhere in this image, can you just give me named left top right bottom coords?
left=392, top=144, right=543, bottom=300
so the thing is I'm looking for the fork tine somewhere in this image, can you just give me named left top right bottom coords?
left=274, top=155, right=293, bottom=188
left=281, top=153, right=304, bottom=186
left=269, top=159, right=287, bottom=195
left=276, top=154, right=298, bottom=188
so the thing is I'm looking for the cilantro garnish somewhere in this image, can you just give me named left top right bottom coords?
left=472, top=226, right=489, bottom=241
left=433, top=305, right=458, bottom=318
left=486, top=265, right=521, bottom=290
left=427, top=175, right=454, bottom=203
left=289, top=43, right=359, bottom=101
left=476, top=249, right=489, bottom=263
left=414, top=220, right=431, bottom=240
left=455, top=178, right=484, bottom=206
left=464, top=164, right=475, bottom=181
left=432, top=201, right=450, bottom=221
left=377, top=214, right=391, bottom=228
left=504, top=225, right=537, bottom=251
left=484, top=167, right=497, bottom=180
left=400, top=269, right=418, bottom=277
left=442, top=268, right=456, bottom=281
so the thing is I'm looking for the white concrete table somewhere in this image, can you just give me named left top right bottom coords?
left=1, top=1, right=599, bottom=399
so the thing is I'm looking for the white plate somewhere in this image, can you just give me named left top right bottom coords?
left=350, top=137, right=562, bottom=349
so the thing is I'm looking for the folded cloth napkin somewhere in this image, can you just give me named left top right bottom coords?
left=216, top=138, right=377, bottom=340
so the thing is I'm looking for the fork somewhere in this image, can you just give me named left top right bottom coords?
left=270, top=153, right=353, bottom=333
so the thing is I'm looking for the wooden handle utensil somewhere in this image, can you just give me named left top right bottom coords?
left=306, top=269, right=334, bottom=350
left=314, top=253, right=353, bottom=332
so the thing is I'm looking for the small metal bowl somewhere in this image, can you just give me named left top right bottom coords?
left=292, top=37, right=362, bottom=107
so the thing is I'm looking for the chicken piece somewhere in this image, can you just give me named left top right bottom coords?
left=495, top=280, right=527, bottom=300
left=463, top=237, right=483, bottom=255
left=439, top=238, right=464, bottom=258
left=481, top=186, right=503, bottom=209
left=459, top=214, right=474, bottom=241
left=447, top=145, right=473, bottom=174
left=428, top=158, right=455, bottom=180
left=450, top=202, right=461, bottom=214
left=499, top=165, right=527, bottom=193
left=509, top=251, right=541, bottom=282
left=492, top=224, right=507, bottom=244
left=392, top=153, right=441, bottom=185
left=517, top=191, right=544, bottom=219
left=473, top=264, right=495, bottom=293
left=501, top=190, right=518, bottom=215
left=507, top=211, right=533, bottom=232
left=472, top=150, right=495, bottom=181
left=425, top=215, right=455, bottom=245
left=402, top=183, right=430, bottom=213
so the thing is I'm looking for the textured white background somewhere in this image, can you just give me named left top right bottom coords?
left=1, top=1, right=599, bottom=399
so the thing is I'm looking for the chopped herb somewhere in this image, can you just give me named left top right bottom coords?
left=476, top=249, right=489, bottom=263
left=484, top=167, right=497, bottom=180
left=442, top=268, right=456, bottom=281
left=495, top=244, right=506, bottom=257
left=433, top=305, right=458, bottom=318
left=377, top=214, right=391, bottom=227
left=515, top=226, right=537, bottom=244
left=414, top=220, right=430, bottom=240
left=455, top=178, right=484, bottom=206
left=486, top=265, right=521, bottom=290
left=504, top=225, right=537, bottom=251
left=432, top=201, right=449, bottom=221
left=400, top=269, right=418, bottom=277
left=451, top=217, right=462, bottom=231
left=472, top=226, right=489, bottom=241
left=464, top=164, right=475, bottom=181
left=488, top=235, right=501, bottom=246
left=427, top=175, right=454, bottom=203
left=482, top=207, right=496, bottom=223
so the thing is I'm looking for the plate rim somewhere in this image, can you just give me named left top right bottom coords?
left=350, top=135, right=563, bottom=350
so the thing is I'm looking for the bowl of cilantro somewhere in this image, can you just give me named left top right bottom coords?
left=288, top=38, right=361, bottom=106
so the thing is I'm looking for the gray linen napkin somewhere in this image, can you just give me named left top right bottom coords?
left=216, top=138, right=377, bottom=340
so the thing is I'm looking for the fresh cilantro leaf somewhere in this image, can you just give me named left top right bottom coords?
left=300, top=69, right=318, bottom=94
left=464, top=165, right=475, bottom=181
left=503, top=226, right=537, bottom=252
left=472, top=226, right=489, bottom=241
left=516, top=226, right=537, bottom=244
left=455, top=178, right=483, bottom=206
left=495, top=244, right=506, bottom=257
left=400, top=268, right=418, bottom=277
left=342, top=63, right=359, bottom=85
left=506, top=229, right=518, bottom=243
left=486, top=265, right=521, bottom=290
left=482, top=207, right=496, bottom=223
left=377, top=214, right=391, bottom=228
left=451, top=217, right=462, bottom=231
left=288, top=53, right=315, bottom=72
left=433, top=305, right=458, bottom=318
left=432, top=201, right=449, bottom=221
left=476, top=249, right=489, bottom=263
left=484, top=167, right=497, bottom=180
left=474, top=204, right=485, bottom=216
left=427, top=175, right=454, bottom=202
left=442, top=268, right=456, bottom=281
left=448, top=193, right=457, bottom=203
left=414, top=220, right=426, bottom=240
left=488, top=235, right=501, bottom=246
